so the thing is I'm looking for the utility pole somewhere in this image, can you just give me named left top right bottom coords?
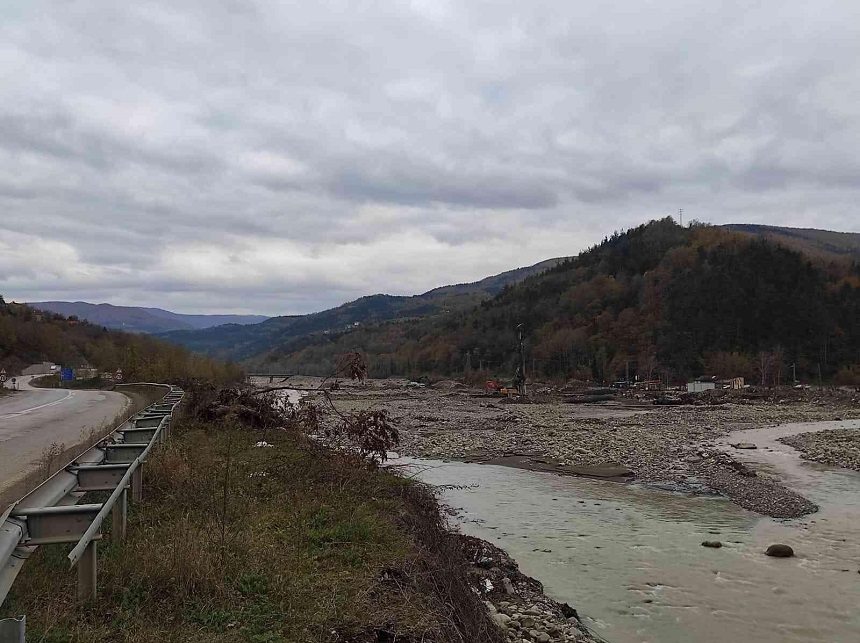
left=679, top=208, right=683, bottom=227
left=517, top=323, right=527, bottom=395
left=792, top=363, right=797, bottom=383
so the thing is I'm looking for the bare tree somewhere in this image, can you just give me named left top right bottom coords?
left=773, top=346, right=785, bottom=387
left=243, top=351, right=398, bottom=462
left=756, top=351, right=774, bottom=387
left=638, top=350, right=659, bottom=383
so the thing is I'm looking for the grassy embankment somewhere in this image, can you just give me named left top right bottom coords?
left=1, top=389, right=501, bottom=643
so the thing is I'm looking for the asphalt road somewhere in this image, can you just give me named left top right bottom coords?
left=0, top=376, right=130, bottom=499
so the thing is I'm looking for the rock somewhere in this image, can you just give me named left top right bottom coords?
left=520, top=616, right=536, bottom=628
left=493, top=613, right=512, bottom=628
left=559, top=603, right=579, bottom=620
left=477, top=556, right=495, bottom=569
left=701, top=540, right=723, bottom=548
left=502, top=577, right=516, bottom=595
left=732, top=442, right=758, bottom=449
left=536, top=633, right=551, bottom=643
left=765, top=543, right=795, bottom=558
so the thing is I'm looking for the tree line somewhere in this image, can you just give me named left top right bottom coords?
left=0, top=297, right=243, bottom=384
left=248, top=219, right=860, bottom=386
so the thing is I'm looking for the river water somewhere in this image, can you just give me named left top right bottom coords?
left=394, top=419, right=860, bottom=643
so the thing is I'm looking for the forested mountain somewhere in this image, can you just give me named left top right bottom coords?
left=0, top=297, right=241, bottom=383
left=251, top=219, right=860, bottom=385
left=724, top=224, right=860, bottom=261
left=158, top=257, right=567, bottom=362
left=27, top=301, right=268, bottom=334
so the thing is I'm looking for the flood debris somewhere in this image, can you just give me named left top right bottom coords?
left=323, top=377, right=859, bottom=518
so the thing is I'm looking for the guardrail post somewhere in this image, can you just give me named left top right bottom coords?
left=111, top=488, right=127, bottom=541
left=0, top=616, right=25, bottom=643
left=77, top=541, right=97, bottom=601
left=131, top=466, right=143, bottom=502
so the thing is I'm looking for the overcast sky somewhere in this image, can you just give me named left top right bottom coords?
left=2, top=1, right=859, bottom=315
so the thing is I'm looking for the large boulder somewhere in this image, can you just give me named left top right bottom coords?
left=765, top=544, right=795, bottom=558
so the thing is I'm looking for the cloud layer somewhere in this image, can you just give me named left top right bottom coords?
left=2, top=0, right=859, bottom=314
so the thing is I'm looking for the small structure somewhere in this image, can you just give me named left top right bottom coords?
left=687, top=376, right=716, bottom=393
left=718, top=377, right=745, bottom=390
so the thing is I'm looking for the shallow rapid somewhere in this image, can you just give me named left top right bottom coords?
left=395, top=419, right=860, bottom=643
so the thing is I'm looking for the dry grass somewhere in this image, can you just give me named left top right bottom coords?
left=2, top=402, right=502, bottom=643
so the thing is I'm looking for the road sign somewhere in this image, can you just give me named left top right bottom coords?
left=60, top=368, right=74, bottom=382
left=115, top=369, right=123, bottom=382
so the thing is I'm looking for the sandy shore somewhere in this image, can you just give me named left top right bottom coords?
left=319, top=378, right=860, bottom=518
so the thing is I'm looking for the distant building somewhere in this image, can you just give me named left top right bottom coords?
left=687, top=376, right=716, bottom=393
left=718, top=377, right=745, bottom=390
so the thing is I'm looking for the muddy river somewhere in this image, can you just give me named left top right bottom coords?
left=395, top=419, right=860, bottom=643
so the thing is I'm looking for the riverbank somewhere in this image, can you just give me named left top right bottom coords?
left=1, top=386, right=522, bottom=643
left=779, top=427, right=860, bottom=470
left=323, top=378, right=860, bottom=518
left=462, top=536, right=593, bottom=643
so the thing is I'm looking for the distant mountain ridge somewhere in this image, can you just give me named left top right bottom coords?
left=421, top=257, right=564, bottom=297
left=253, top=219, right=860, bottom=382
left=27, top=301, right=269, bottom=334
left=159, top=223, right=860, bottom=369
left=723, top=224, right=860, bottom=260
left=158, top=257, right=568, bottom=361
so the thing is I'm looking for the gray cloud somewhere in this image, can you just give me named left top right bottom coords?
left=1, top=0, right=859, bottom=315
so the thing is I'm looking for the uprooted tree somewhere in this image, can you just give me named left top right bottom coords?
left=192, top=351, right=398, bottom=462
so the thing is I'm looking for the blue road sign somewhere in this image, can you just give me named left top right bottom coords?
left=61, top=368, right=74, bottom=381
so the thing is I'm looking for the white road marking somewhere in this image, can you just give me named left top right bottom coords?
left=0, top=390, right=74, bottom=419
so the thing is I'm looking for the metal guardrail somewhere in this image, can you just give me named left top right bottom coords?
left=0, top=384, right=184, bottom=635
